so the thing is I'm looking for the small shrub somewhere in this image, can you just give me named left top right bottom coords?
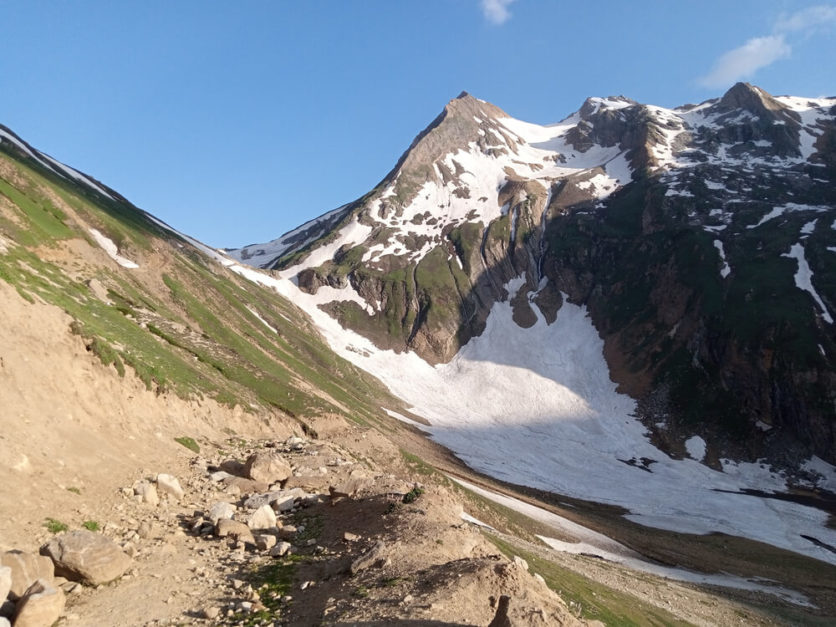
left=82, top=520, right=100, bottom=531
left=402, top=486, right=425, bottom=504
left=174, top=436, right=200, bottom=453
left=66, top=487, right=81, bottom=495
left=44, top=518, right=68, bottom=533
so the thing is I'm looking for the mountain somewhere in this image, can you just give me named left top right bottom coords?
left=230, top=83, right=836, bottom=468
left=4, top=92, right=836, bottom=623
left=228, top=83, right=836, bottom=567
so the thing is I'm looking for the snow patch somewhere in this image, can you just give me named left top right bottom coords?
left=41, top=154, right=114, bottom=200
left=783, top=243, right=833, bottom=323
left=88, top=228, right=138, bottom=269
left=219, top=265, right=836, bottom=565
left=684, top=436, right=706, bottom=462
left=454, top=477, right=812, bottom=606
left=713, top=240, right=730, bottom=278
left=800, top=457, right=836, bottom=493
left=460, top=511, right=495, bottom=530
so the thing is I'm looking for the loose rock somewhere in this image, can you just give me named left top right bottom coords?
left=207, top=502, right=236, bottom=525
left=155, top=473, right=184, bottom=500
left=215, top=519, right=255, bottom=545
left=255, top=535, right=277, bottom=551
left=133, top=480, right=159, bottom=506
left=268, top=542, right=291, bottom=558
left=243, top=452, right=292, bottom=485
left=350, top=541, right=386, bottom=576
left=40, top=530, right=132, bottom=586
left=13, top=579, right=65, bottom=627
left=247, top=504, right=277, bottom=531
left=0, top=551, right=54, bottom=600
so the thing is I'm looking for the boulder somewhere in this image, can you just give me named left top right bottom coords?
left=255, top=535, right=277, bottom=551
left=0, top=551, right=54, bottom=600
left=243, top=452, right=291, bottom=485
left=133, top=480, right=159, bottom=506
left=40, top=531, right=132, bottom=586
left=13, top=579, right=65, bottom=627
left=223, top=476, right=269, bottom=495
left=207, top=502, right=236, bottom=525
left=247, top=504, right=277, bottom=531
left=268, top=542, right=291, bottom=558
left=155, top=473, right=184, bottom=500
left=215, top=519, right=255, bottom=545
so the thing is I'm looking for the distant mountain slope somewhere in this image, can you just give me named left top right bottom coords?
left=229, top=83, right=836, bottom=471
left=0, top=124, right=406, bottom=435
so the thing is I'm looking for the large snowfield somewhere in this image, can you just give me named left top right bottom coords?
left=213, top=90, right=836, bottom=572
left=225, top=258, right=836, bottom=568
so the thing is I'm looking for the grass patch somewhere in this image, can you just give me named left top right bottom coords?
left=290, top=512, right=324, bottom=544
left=174, top=436, right=200, bottom=454
left=81, top=520, right=100, bottom=532
left=400, top=449, right=439, bottom=477
left=65, top=487, right=81, bottom=495
left=487, top=534, right=692, bottom=626
left=230, top=554, right=310, bottom=626
left=44, top=518, right=68, bottom=533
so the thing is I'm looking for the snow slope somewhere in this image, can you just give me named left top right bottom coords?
left=220, top=255, right=836, bottom=566
left=218, top=87, right=836, bottom=566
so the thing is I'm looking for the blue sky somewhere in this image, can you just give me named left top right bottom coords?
left=1, top=1, right=834, bottom=248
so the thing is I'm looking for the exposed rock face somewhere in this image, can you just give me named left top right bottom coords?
left=231, top=83, right=836, bottom=467
left=40, top=531, right=132, bottom=586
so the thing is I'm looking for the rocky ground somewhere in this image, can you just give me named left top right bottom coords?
left=1, top=417, right=589, bottom=626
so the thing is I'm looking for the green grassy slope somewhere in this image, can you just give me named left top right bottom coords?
left=0, top=137, right=405, bottom=432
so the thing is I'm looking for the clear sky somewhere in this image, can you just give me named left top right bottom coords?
left=1, top=1, right=834, bottom=248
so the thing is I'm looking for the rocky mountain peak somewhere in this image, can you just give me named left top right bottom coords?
left=717, top=82, right=789, bottom=116
left=578, top=95, right=637, bottom=119
left=442, top=91, right=509, bottom=121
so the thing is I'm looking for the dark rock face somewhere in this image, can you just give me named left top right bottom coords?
left=234, top=83, right=836, bottom=466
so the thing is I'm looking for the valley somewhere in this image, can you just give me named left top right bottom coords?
left=1, top=82, right=836, bottom=626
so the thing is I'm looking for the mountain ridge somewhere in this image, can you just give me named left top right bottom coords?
left=229, top=82, right=836, bottom=472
